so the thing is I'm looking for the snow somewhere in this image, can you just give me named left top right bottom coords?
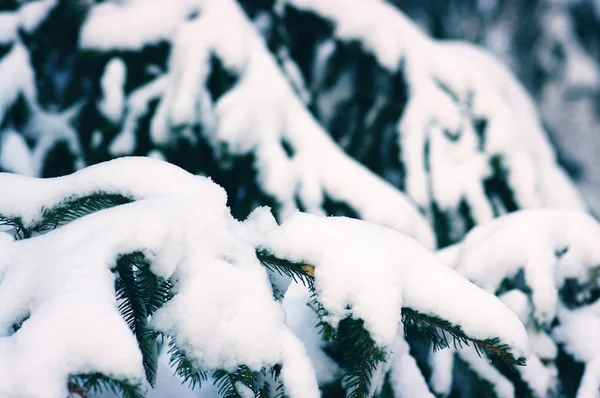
left=80, top=0, right=201, bottom=51
left=0, top=157, right=320, bottom=398
left=0, top=43, right=36, bottom=127
left=429, top=349, right=454, bottom=396
left=281, top=283, right=340, bottom=385
left=0, top=156, right=227, bottom=230
left=387, top=335, right=435, bottom=397
left=0, top=0, right=57, bottom=44
left=0, top=13, right=18, bottom=44
left=449, top=209, right=600, bottom=326
left=110, top=76, right=168, bottom=156
left=2, top=0, right=596, bottom=396
left=0, top=41, right=87, bottom=178
left=261, top=212, right=529, bottom=359
left=99, top=58, right=127, bottom=124
left=440, top=209, right=600, bottom=397
left=19, top=0, right=57, bottom=33
left=0, top=130, right=35, bottom=177
left=554, top=303, right=600, bottom=398
left=0, top=157, right=535, bottom=397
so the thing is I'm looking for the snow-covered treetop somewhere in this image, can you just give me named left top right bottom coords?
left=0, top=157, right=528, bottom=398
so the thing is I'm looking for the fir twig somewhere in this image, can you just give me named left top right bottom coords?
left=401, top=308, right=526, bottom=366
left=115, top=251, right=173, bottom=386
left=67, top=373, right=143, bottom=398
left=0, top=214, right=28, bottom=239
left=0, top=192, right=133, bottom=240
left=338, top=318, right=388, bottom=398
left=213, top=365, right=267, bottom=398
left=32, top=192, right=133, bottom=233
left=255, top=248, right=314, bottom=289
left=255, top=249, right=384, bottom=397
left=168, top=338, right=208, bottom=390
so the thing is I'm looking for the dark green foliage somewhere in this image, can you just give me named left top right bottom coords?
left=167, top=338, right=208, bottom=390
left=68, top=373, right=144, bottom=398
left=0, top=215, right=27, bottom=239
left=402, top=308, right=526, bottom=366
left=337, top=318, right=388, bottom=398
left=256, top=248, right=314, bottom=289
left=115, top=251, right=172, bottom=386
left=0, top=191, right=134, bottom=239
left=33, top=192, right=134, bottom=233
left=322, top=194, right=361, bottom=220
left=483, top=155, right=519, bottom=217
left=213, top=366, right=269, bottom=398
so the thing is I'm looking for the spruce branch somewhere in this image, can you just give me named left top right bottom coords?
left=213, top=365, right=268, bottom=398
left=255, top=249, right=385, bottom=397
left=115, top=251, right=173, bottom=386
left=67, top=373, right=143, bottom=398
left=401, top=308, right=526, bottom=366
left=255, top=248, right=314, bottom=289
left=0, top=215, right=28, bottom=239
left=0, top=192, right=133, bottom=240
left=167, top=338, right=208, bottom=390
left=337, top=318, right=388, bottom=398
left=32, top=192, right=134, bottom=233
left=254, top=248, right=526, bottom=396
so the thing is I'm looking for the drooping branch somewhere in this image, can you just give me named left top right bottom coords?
left=255, top=249, right=527, bottom=367
left=401, top=308, right=526, bottom=366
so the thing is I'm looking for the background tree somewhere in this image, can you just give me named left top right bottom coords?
left=0, top=0, right=599, bottom=397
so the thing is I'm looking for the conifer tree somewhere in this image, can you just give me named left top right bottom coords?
left=1, top=0, right=599, bottom=397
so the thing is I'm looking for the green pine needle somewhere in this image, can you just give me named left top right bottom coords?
left=68, top=373, right=143, bottom=398
left=0, top=215, right=28, bottom=239
left=0, top=192, right=133, bottom=240
left=255, top=248, right=314, bottom=290
left=212, top=366, right=267, bottom=398
left=115, top=252, right=173, bottom=386
left=32, top=192, right=134, bottom=233
left=167, top=338, right=208, bottom=390
left=402, top=308, right=526, bottom=366
left=337, top=318, right=388, bottom=398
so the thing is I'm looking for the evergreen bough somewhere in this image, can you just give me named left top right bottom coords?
left=0, top=165, right=526, bottom=398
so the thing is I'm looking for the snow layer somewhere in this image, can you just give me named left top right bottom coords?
left=0, top=156, right=227, bottom=229
left=261, top=212, right=529, bottom=359
left=0, top=130, right=35, bottom=176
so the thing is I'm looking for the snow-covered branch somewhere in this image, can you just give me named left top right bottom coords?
left=0, top=158, right=528, bottom=398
